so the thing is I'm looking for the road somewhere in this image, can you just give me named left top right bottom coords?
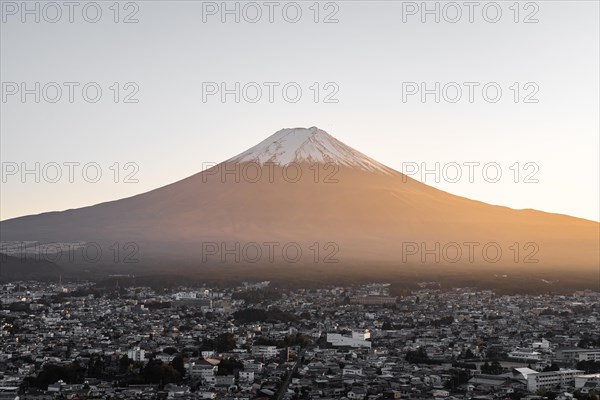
left=275, top=349, right=304, bottom=400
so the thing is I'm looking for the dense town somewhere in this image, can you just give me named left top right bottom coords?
left=0, top=280, right=599, bottom=400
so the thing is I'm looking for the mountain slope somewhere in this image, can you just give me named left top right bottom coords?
left=0, top=127, right=598, bottom=273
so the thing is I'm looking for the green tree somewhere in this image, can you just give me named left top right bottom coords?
left=171, top=355, right=185, bottom=377
left=481, top=360, right=503, bottom=375
left=119, top=355, right=131, bottom=373
left=215, top=333, right=237, bottom=353
left=542, top=363, right=560, bottom=372
left=218, top=357, right=243, bottom=375
left=143, top=359, right=181, bottom=385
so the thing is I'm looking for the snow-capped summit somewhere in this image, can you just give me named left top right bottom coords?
left=227, top=127, right=392, bottom=174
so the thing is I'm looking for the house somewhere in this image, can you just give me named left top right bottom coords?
left=216, top=375, right=235, bottom=387
left=188, top=358, right=219, bottom=380
left=575, top=373, right=600, bottom=389
left=239, top=371, right=255, bottom=382
left=347, top=387, right=367, bottom=399
left=164, top=383, right=190, bottom=398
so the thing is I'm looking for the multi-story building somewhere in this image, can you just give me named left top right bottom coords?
left=526, top=369, right=584, bottom=392
left=556, top=348, right=600, bottom=362
left=251, top=345, right=279, bottom=358
left=327, top=330, right=372, bottom=348
left=127, top=347, right=146, bottom=362
left=187, top=359, right=218, bottom=381
left=508, top=349, right=542, bottom=361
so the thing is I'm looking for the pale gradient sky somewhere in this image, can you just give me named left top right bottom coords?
left=1, top=0, right=599, bottom=221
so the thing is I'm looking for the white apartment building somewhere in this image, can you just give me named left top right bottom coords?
left=557, top=348, right=600, bottom=362
left=508, top=350, right=542, bottom=361
left=252, top=345, right=279, bottom=358
left=127, top=347, right=146, bottom=362
left=527, top=369, right=584, bottom=392
left=532, top=338, right=551, bottom=350
left=327, top=330, right=372, bottom=349
left=187, top=359, right=218, bottom=381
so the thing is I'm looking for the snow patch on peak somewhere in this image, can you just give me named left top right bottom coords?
left=227, top=127, right=393, bottom=174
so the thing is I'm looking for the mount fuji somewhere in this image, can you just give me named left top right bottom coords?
left=1, top=127, right=598, bottom=279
